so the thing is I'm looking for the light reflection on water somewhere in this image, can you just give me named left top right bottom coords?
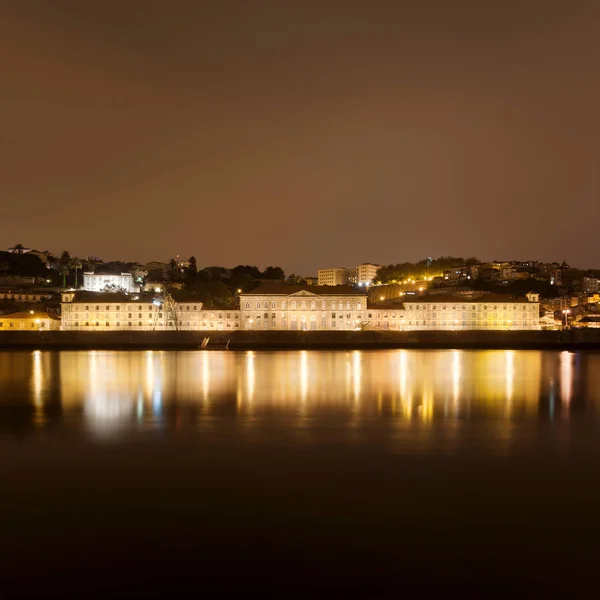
left=0, top=349, right=596, bottom=446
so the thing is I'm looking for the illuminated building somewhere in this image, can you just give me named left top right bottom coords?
left=0, top=310, right=61, bottom=331
left=240, top=284, right=368, bottom=330
left=356, top=263, right=381, bottom=286
left=365, top=295, right=540, bottom=331
left=317, top=263, right=380, bottom=286
left=83, top=271, right=138, bottom=293
left=583, top=277, right=599, bottom=294
left=60, top=292, right=204, bottom=331
left=0, top=290, right=56, bottom=302
left=317, top=268, right=357, bottom=286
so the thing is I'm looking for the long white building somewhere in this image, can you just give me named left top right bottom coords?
left=60, top=287, right=541, bottom=332
left=239, top=286, right=539, bottom=331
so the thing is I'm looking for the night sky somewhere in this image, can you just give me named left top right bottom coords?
left=2, top=0, right=599, bottom=273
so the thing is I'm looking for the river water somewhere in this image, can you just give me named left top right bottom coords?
left=1, top=349, right=600, bottom=594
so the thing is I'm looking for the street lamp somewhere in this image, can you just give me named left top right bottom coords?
left=562, top=309, right=570, bottom=330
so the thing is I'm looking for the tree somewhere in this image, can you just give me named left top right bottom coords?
left=232, top=265, right=261, bottom=280
left=169, top=258, right=178, bottom=281
left=286, top=273, right=306, bottom=284
left=70, top=258, right=82, bottom=288
left=9, top=244, right=26, bottom=254
left=59, top=263, right=70, bottom=288
left=262, top=266, right=285, bottom=280
left=185, top=256, right=198, bottom=284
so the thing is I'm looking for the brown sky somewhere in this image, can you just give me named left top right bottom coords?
left=1, top=0, right=599, bottom=273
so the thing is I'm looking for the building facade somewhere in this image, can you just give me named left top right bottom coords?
left=240, top=284, right=368, bottom=330
left=317, top=268, right=356, bottom=286
left=357, top=263, right=381, bottom=286
left=0, top=290, right=56, bottom=302
left=61, top=292, right=204, bottom=331
left=583, top=277, right=599, bottom=294
left=0, top=311, right=60, bottom=331
left=83, top=272, right=138, bottom=293
left=363, top=295, right=540, bottom=331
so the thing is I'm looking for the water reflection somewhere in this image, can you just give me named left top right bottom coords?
left=0, top=349, right=596, bottom=442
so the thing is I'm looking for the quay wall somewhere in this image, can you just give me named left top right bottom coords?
left=2, top=330, right=600, bottom=350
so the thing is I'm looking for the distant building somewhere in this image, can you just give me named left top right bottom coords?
left=356, top=263, right=381, bottom=286
left=583, top=277, right=599, bottom=294
left=0, top=289, right=57, bottom=303
left=0, top=310, right=60, bottom=331
left=317, top=268, right=354, bottom=286
left=83, top=272, right=138, bottom=293
left=317, top=263, right=380, bottom=286
left=550, top=270, right=563, bottom=286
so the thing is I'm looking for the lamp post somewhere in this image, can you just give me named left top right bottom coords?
left=562, top=309, right=570, bottom=330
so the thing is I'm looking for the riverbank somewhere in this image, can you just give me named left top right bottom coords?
left=1, top=329, right=600, bottom=350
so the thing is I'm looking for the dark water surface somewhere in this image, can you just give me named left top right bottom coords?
left=2, top=349, right=600, bottom=595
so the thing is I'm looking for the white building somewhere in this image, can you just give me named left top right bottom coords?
left=357, top=263, right=381, bottom=286
left=317, top=268, right=357, bottom=286
left=241, top=284, right=367, bottom=330
left=363, top=295, right=540, bottom=331
left=61, top=292, right=204, bottom=331
left=83, top=272, right=138, bottom=293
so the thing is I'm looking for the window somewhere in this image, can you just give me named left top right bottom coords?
left=357, top=302, right=362, bottom=311
left=106, top=322, right=109, bottom=327
left=321, top=301, right=326, bottom=310
left=96, top=322, right=99, bottom=326
left=346, top=301, right=351, bottom=311
left=85, top=306, right=89, bottom=311
left=86, top=322, right=89, bottom=326
left=272, top=313, right=276, bottom=319
left=116, top=306, right=120, bottom=310
left=116, top=322, right=120, bottom=327
left=291, top=301, right=297, bottom=310
left=245, top=301, right=250, bottom=310
left=96, top=306, right=99, bottom=311
left=332, top=313, right=336, bottom=318
left=264, top=312, right=269, bottom=319
left=301, top=301, right=307, bottom=309
left=128, top=313, right=132, bottom=318
left=138, top=313, right=142, bottom=319
left=256, top=301, right=261, bottom=309
left=310, top=301, right=316, bottom=310
left=139, top=322, right=143, bottom=326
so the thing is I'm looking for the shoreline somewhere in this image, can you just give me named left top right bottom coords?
left=2, top=330, right=600, bottom=351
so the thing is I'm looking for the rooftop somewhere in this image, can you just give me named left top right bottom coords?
left=0, top=311, right=60, bottom=320
left=243, top=283, right=366, bottom=296
left=403, top=294, right=535, bottom=304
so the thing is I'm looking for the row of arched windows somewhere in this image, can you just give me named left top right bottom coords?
left=244, top=300, right=362, bottom=311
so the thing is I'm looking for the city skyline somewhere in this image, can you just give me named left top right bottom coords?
left=2, top=1, right=600, bottom=273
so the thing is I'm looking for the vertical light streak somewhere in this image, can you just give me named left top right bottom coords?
left=300, top=350, right=308, bottom=404
left=505, top=350, right=514, bottom=414
left=560, top=351, right=573, bottom=407
left=246, top=351, right=255, bottom=403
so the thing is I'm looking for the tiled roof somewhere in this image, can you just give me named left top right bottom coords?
left=403, top=294, right=534, bottom=304
left=0, top=311, right=60, bottom=320
left=242, top=284, right=366, bottom=296
left=69, top=291, right=155, bottom=303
